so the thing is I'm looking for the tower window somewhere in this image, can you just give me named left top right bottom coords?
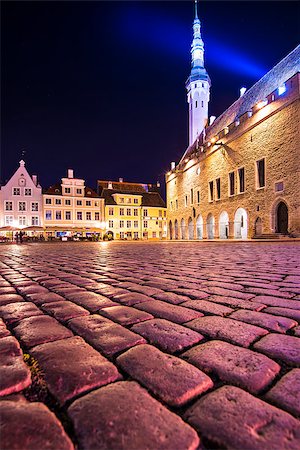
left=202, top=83, right=204, bottom=87
left=195, top=101, right=198, bottom=108
left=201, top=101, right=204, bottom=107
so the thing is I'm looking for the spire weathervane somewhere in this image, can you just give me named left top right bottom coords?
left=195, top=0, right=198, bottom=20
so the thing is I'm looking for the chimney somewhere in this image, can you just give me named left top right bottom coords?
left=209, top=116, right=216, bottom=125
left=156, top=181, right=160, bottom=188
left=32, top=175, right=37, bottom=186
left=171, top=162, right=176, bottom=170
left=119, top=178, right=123, bottom=183
left=240, top=87, right=247, bottom=97
left=68, top=169, right=74, bottom=179
left=108, top=182, right=113, bottom=189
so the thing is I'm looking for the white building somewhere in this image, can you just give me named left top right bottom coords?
left=0, top=160, right=43, bottom=230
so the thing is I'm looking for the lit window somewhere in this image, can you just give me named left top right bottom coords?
left=56, top=211, right=62, bottom=220
left=109, top=220, right=114, bottom=228
left=120, top=208, right=124, bottom=216
left=127, top=208, right=131, bottom=216
left=109, top=208, right=114, bottom=215
left=31, top=202, right=39, bottom=211
left=127, top=220, right=131, bottom=228
left=66, top=211, right=71, bottom=220
left=127, top=198, right=132, bottom=204
left=120, top=220, right=124, bottom=228
left=134, top=232, right=138, bottom=239
left=31, top=216, right=39, bottom=226
left=134, top=198, right=138, bottom=204
left=76, top=189, right=82, bottom=195
left=120, top=198, right=124, bottom=203
left=278, top=84, right=286, bottom=96
left=45, top=210, right=52, bottom=220
left=133, top=208, right=138, bottom=216
left=19, top=216, right=26, bottom=226
left=95, top=212, right=100, bottom=221
left=45, top=198, right=52, bottom=204
left=120, top=232, right=125, bottom=239
left=55, top=198, right=62, bottom=205
left=5, top=216, right=13, bottom=225
left=159, top=210, right=162, bottom=217
left=152, top=232, right=157, bottom=238
left=144, top=209, right=148, bottom=217
left=134, top=221, right=138, bottom=228
left=143, top=221, right=148, bottom=228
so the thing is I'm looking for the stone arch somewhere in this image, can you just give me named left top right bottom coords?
left=219, top=211, right=229, bottom=239
left=174, top=220, right=179, bottom=240
left=234, top=208, right=248, bottom=239
left=169, top=221, right=173, bottom=240
left=206, top=213, right=214, bottom=240
left=196, top=215, right=203, bottom=240
left=188, top=217, right=194, bottom=240
left=254, top=217, right=263, bottom=236
left=180, top=218, right=186, bottom=240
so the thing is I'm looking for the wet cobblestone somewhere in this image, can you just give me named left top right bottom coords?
left=0, top=241, right=299, bottom=449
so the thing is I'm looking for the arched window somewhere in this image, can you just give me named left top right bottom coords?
left=201, top=101, right=204, bottom=107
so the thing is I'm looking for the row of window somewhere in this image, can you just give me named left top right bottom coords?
left=11, top=188, right=34, bottom=196
left=110, top=208, right=139, bottom=216
left=118, top=198, right=139, bottom=205
left=5, top=215, right=39, bottom=226
left=170, top=159, right=267, bottom=209
left=5, top=201, right=39, bottom=212
left=119, top=231, right=160, bottom=239
left=45, top=198, right=98, bottom=207
left=63, top=187, right=83, bottom=195
left=45, top=211, right=100, bottom=221
left=108, top=220, right=163, bottom=229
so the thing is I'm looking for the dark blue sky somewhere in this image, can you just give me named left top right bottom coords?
left=1, top=1, right=299, bottom=192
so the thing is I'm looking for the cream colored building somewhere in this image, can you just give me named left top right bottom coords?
left=43, top=169, right=105, bottom=239
left=166, top=6, right=300, bottom=240
left=98, top=180, right=167, bottom=240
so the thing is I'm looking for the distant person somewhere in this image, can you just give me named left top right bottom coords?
left=19, top=231, right=23, bottom=244
left=15, top=232, right=19, bottom=244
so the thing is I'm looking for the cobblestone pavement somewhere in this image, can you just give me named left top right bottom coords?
left=1, top=241, right=300, bottom=450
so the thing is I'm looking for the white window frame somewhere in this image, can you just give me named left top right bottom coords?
left=18, top=201, right=26, bottom=211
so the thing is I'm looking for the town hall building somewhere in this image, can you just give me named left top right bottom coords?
left=166, top=2, right=300, bottom=240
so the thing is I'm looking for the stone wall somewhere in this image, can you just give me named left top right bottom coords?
left=166, top=79, right=300, bottom=239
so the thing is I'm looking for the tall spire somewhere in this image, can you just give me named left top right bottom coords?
left=185, top=0, right=211, bottom=146
left=194, top=0, right=198, bottom=20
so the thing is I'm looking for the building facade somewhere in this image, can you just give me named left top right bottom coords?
left=166, top=5, right=300, bottom=240
left=98, top=180, right=167, bottom=240
left=43, top=169, right=105, bottom=239
left=0, top=160, right=43, bottom=231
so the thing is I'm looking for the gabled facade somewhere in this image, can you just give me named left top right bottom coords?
left=0, top=160, right=43, bottom=229
left=43, top=169, right=105, bottom=239
left=98, top=180, right=167, bottom=240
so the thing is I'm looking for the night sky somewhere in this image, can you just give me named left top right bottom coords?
left=1, top=1, right=299, bottom=194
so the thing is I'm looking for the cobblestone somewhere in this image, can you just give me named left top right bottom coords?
left=182, top=340, right=280, bottom=394
left=184, top=385, right=300, bottom=450
left=0, top=241, right=299, bottom=449
left=117, top=344, right=213, bottom=406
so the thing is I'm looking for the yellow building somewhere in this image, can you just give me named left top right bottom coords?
left=43, top=169, right=105, bottom=240
left=98, top=180, right=167, bottom=240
